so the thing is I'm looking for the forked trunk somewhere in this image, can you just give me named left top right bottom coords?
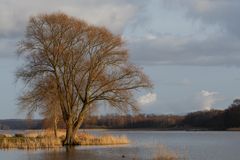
left=63, top=122, right=77, bottom=145
left=63, top=116, right=85, bottom=145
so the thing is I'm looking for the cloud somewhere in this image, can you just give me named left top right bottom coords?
left=129, top=30, right=240, bottom=66
left=163, top=0, right=240, bottom=36
left=182, top=0, right=240, bottom=37
left=196, top=90, right=222, bottom=110
left=0, top=0, right=140, bottom=35
left=0, top=0, right=142, bottom=57
left=2, top=0, right=240, bottom=67
left=201, top=90, right=218, bottom=97
left=127, top=0, right=240, bottom=67
left=138, top=93, right=157, bottom=106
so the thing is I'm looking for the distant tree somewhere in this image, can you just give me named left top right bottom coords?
left=39, top=80, right=61, bottom=138
left=16, top=13, right=152, bottom=145
left=224, top=99, right=240, bottom=128
left=18, top=76, right=61, bottom=138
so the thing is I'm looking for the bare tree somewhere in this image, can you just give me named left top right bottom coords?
left=17, top=12, right=152, bottom=145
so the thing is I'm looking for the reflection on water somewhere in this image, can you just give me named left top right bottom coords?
left=1, top=130, right=240, bottom=160
left=0, top=140, right=177, bottom=160
left=2, top=145, right=149, bottom=160
left=26, top=146, right=144, bottom=160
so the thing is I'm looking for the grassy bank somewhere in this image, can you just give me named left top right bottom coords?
left=0, top=130, right=129, bottom=149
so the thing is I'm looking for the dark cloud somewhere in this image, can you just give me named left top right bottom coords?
left=129, top=33, right=240, bottom=66
left=1, top=0, right=240, bottom=67
left=181, top=0, right=240, bottom=37
left=128, top=0, right=240, bottom=66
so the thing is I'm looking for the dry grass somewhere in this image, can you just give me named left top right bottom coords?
left=130, top=145, right=188, bottom=160
left=25, top=129, right=66, bottom=138
left=0, top=134, right=12, bottom=138
left=0, top=130, right=129, bottom=149
left=77, top=133, right=129, bottom=145
left=0, top=137, right=61, bottom=149
left=26, top=130, right=130, bottom=145
left=153, top=145, right=178, bottom=160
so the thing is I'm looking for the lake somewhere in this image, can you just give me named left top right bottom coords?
left=0, top=130, right=240, bottom=160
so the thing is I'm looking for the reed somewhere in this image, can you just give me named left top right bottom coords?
left=77, top=133, right=129, bottom=145
left=25, top=129, right=66, bottom=138
left=153, top=145, right=188, bottom=160
left=0, top=137, right=61, bottom=149
left=0, top=130, right=129, bottom=149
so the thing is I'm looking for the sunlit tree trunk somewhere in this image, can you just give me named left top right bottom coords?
left=63, top=115, right=85, bottom=145
left=64, top=120, right=75, bottom=145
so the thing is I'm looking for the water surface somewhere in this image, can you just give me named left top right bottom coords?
left=1, top=130, right=240, bottom=160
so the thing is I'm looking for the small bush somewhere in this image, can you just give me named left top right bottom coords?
left=14, top=134, right=25, bottom=138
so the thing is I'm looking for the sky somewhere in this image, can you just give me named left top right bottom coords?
left=1, top=0, right=240, bottom=118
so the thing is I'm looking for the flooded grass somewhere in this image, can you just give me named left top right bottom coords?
left=0, top=136, right=61, bottom=149
left=129, top=145, right=188, bottom=160
left=152, top=145, right=188, bottom=160
left=0, top=130, right=129, bottom=149
left=153, top=145, right=179, bottom=160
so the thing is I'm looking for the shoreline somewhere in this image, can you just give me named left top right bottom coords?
left=80, top=128, right=240, bottom=131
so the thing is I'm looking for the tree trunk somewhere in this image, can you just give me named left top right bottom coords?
left=63, top=114, right=85, bottom=145
left=53, top=117, right=58, bottom=138
left=63, top=121, right=77, bottom=145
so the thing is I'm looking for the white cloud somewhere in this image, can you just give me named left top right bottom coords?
left=196, top=90, right=221, bottom=110
left=0, top=0, right=139, bottom=35
left=0, top=0, right=141, bottom=57
left=201, top=90, right=218, bottom=97
left=138, top=93, right=157, bottom=106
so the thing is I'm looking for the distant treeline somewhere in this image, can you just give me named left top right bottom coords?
left=181, top=99, right=240, bottom=130
left=1, top=99, right=240, bottom=130
left=0, top=119, right=42, bottom=130
left=82, top=99, right=240, bottom=130
left=82, top=114, right=184, bottom=129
